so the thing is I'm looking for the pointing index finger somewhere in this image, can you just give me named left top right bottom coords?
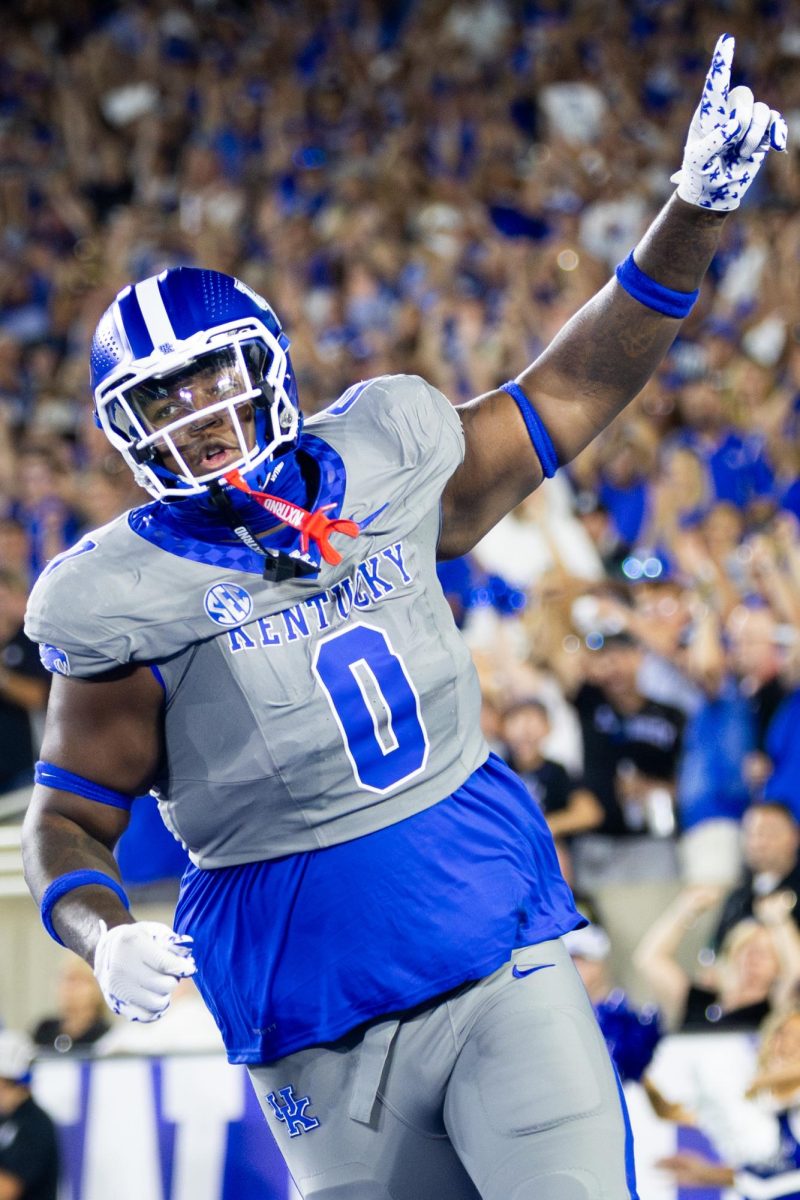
left=699, top=33, right=735, bottom=132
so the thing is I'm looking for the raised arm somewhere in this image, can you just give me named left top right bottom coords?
left=439, top=35, right=786, bottom=558
left=633, top=885, right=723, bottom=1030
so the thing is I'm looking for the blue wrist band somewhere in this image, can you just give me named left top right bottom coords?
left=615, top=251, right=699, bottom=319
left=40, top=870, right=130, bottom=946
left=500, top=381, right=559, bottom=479
left=35, top=761, right=134, bottom=811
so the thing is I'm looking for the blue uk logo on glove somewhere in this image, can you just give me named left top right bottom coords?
left=672, top=33, right=788, bottom=211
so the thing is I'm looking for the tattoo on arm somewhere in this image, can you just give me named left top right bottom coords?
left=618, top=322, right=662, bottom=359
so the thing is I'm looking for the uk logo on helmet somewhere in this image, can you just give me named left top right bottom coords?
left=204, top=583, right=254, bottom=627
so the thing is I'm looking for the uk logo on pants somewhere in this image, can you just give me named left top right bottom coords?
left=266, top=1086, right=320, bottom=1137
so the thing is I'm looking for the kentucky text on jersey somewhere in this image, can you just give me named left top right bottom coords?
left=225, top=542, right=411, bottom=653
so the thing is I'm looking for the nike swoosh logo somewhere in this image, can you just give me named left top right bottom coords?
left=512, top=962, right=555, bottom=979
left=359, top=502, right=389, bottom=530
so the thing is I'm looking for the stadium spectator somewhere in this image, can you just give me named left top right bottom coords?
left=9, top=448, right=80, bottom=581
left=572, top=491, right=629, bottom=579
left=0, top=519, right=31, bottom=582
left=0, top=568, right=49, bottom=795
left=727, top=603, right=789, bottom=756
left=473, top=477, right=606, bottom=590
left=633, top=887, right=800, bottom=1032
left=708, top=802, right=800, bottom=954
left=502, top=696, right=602, bottom=877
left=0, top=1030, right=59, bottom=1200
left=569, top=631, right=685, bottom=888
left=0, top=0, right=796, bottom=612
left=32, top=955, right=109, bottom=1055
left=657, top=1007, right=800, bottom=1198
left=668, top=376, right=776, bottom=515
left=563, top=923, right=662, bottom=1087
left=762, top=692, right=800, bottom=817
left=594, top=420, right=658, bottom=550
left=657, top=589, right=797, bottom=881
left=675, top=599, right=756, bottom=884
left=570, top=580, right=702, bottom=715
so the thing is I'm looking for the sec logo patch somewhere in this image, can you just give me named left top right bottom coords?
left=204, top=582, right=254, bottom=627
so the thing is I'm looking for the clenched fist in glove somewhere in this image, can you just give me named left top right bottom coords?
left=672, top=33, right=787, bottom=211
left=94, top=920, right=196, bottom=1022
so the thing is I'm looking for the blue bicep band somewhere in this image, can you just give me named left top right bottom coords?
left=34, top=761, right=134, bottom=811
left=615, top=251, right=699, bottom=318
left=500, top=381, right=559, bottom=479
left=40, top=870, right=130, bottom=946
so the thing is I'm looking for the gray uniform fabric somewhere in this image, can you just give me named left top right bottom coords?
left=249, top=939, right=634, bottom=1200
left=25, top=375, right=489, bottom=866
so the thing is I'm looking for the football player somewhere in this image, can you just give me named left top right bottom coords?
left=22, top=36, right=786, bottom=1200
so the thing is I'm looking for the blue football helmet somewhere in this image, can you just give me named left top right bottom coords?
left=90, top=267, right=300, bottom=500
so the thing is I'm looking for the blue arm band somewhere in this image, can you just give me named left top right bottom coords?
left=615, top=251, right=699, bottom=319
left=500, top=381, right=559, bottom=479
left=35, top=761, right=134, bottom=811
left=40, top=870, right=130, bottom=946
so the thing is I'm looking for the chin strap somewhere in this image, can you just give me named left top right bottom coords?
left=206, top=480, right=314, bottom=581
left=222, top=469, right=359, bottom=566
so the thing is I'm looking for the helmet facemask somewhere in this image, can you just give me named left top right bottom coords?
left=95, top=320, right=298, bottom=500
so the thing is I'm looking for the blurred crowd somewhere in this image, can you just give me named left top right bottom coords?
left=2, top=0, right=800, bottom=1192
left=0, top=0, right=799, bottom=796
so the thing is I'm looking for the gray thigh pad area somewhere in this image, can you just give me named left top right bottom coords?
left=470, top=1003, right=604, bottom=1135
left=442, top=943, right=634, bottom=1200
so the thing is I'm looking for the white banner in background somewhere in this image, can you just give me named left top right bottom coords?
left=33, top=1054, right=297, bottom=1200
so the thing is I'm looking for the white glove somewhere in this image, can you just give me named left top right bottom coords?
left=94, top=920, right=196, bottom=1023
left=672, top=33, right=788, bottom=211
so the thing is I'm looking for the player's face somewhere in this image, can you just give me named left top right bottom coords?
left=130, top=347, right=258, bottom=478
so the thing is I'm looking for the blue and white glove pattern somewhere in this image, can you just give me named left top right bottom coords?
left=672, top=33, right=787, bottom=212
left=94, top=919, right=196, bottom=1023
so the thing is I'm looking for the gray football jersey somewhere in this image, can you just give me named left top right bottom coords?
left=26, top=375, right=489, bottom=867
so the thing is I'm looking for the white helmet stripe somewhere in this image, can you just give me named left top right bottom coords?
left=135, top=276, right=177, bottom=350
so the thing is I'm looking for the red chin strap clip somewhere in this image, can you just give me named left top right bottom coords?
left=223, top=469, right=359, bottom=566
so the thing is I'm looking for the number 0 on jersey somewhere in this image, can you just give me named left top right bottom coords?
left=312, top=622, right=430, bottom=793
